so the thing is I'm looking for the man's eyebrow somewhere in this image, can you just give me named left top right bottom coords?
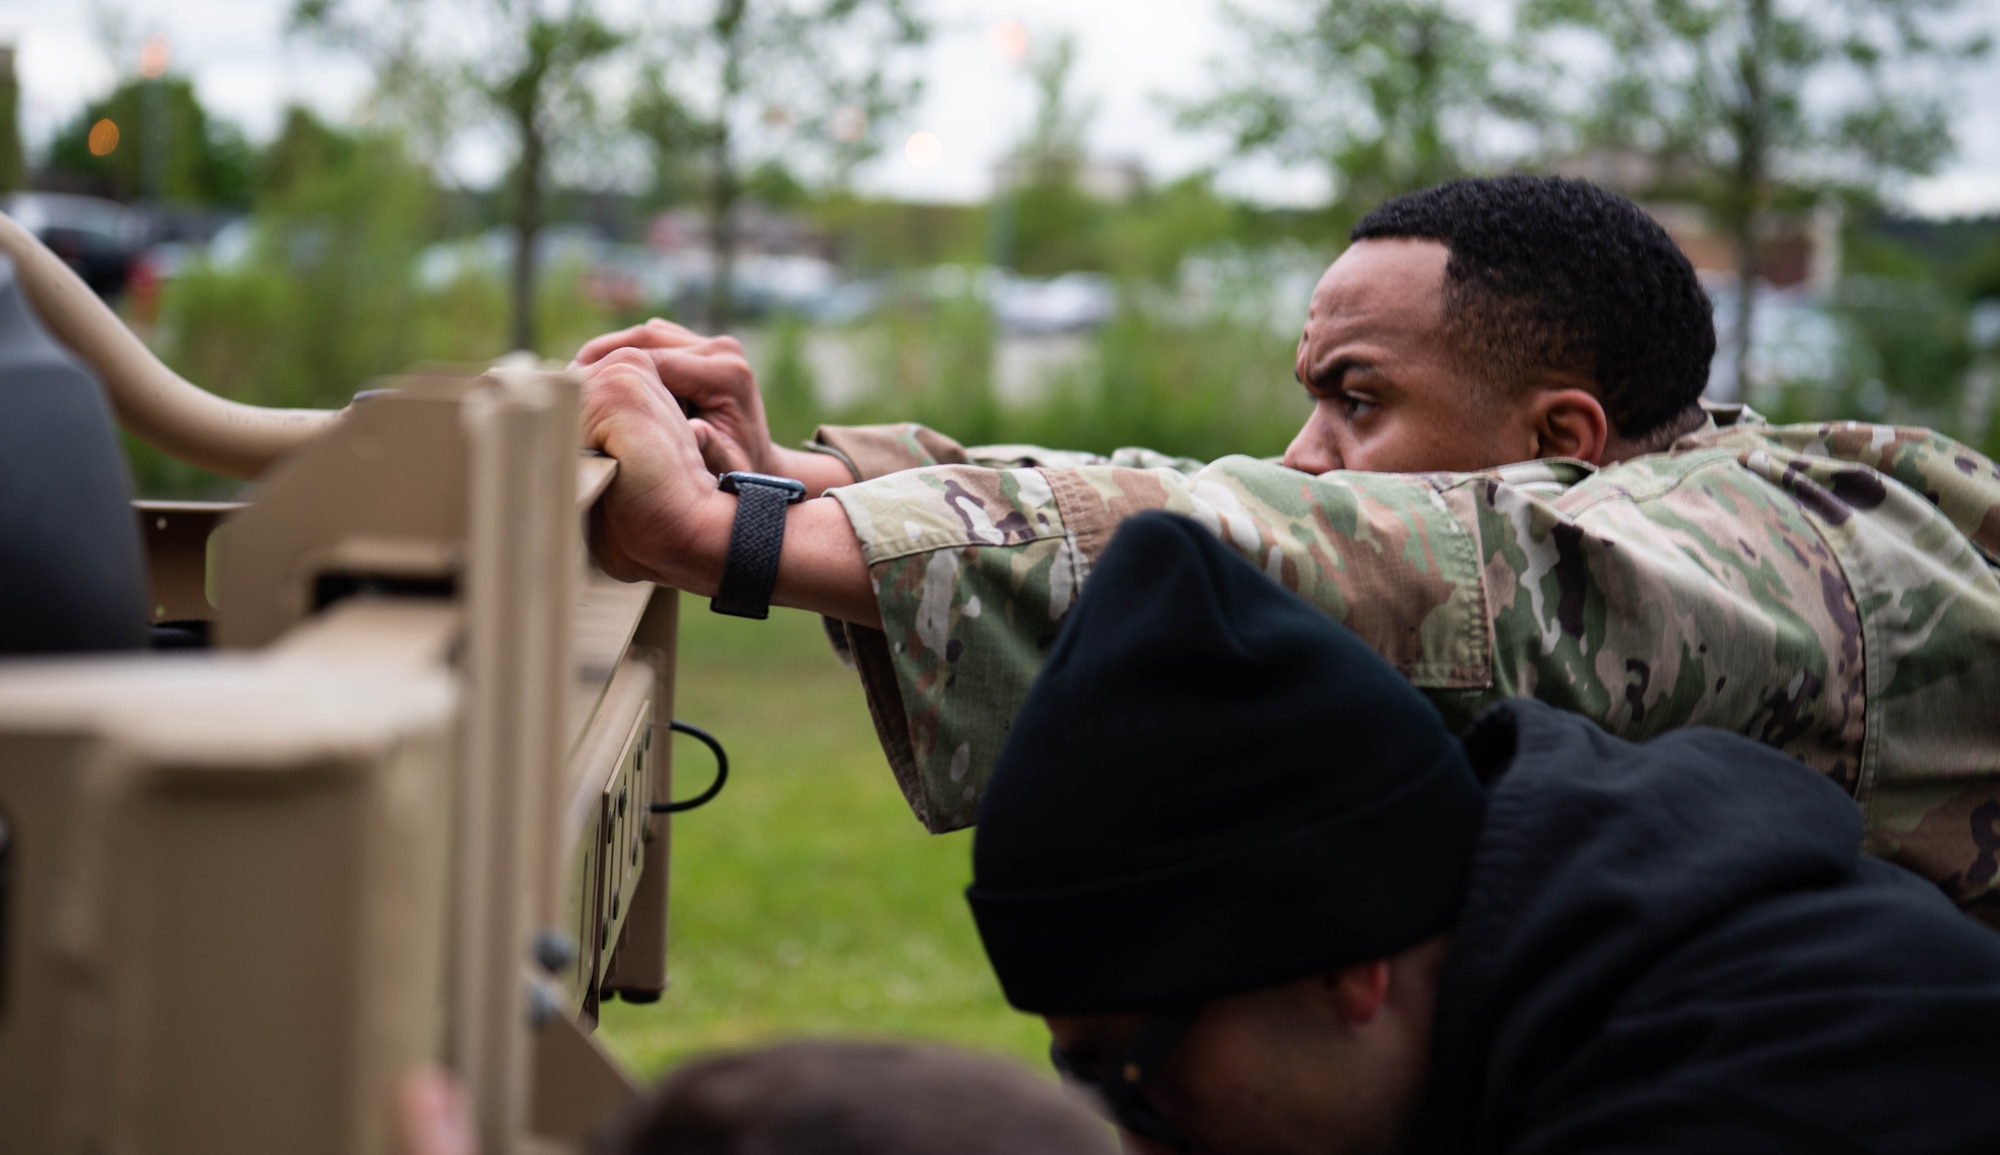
left=1305, top=356, right=1373, bottom=394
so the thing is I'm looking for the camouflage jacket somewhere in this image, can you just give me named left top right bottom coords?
left=809, top=409, right=2000, bottom=923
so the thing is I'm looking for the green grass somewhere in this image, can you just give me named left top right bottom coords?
left=596, top=603, right=1047, bottom=1078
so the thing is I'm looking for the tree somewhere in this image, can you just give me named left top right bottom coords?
left=628, top=0, right=927, bottom=329
left=167, top=110, right=442, bottom=413
left=489, top=11, right=623, bottom=352
left=46, top=75, right=254, bottom=206
left=998, top=33, right=1109, bottom=275
left=259, top=106, right=362, bottom=204
left=293, top=0, right=624, bottom=353
left=0, top=46, right=25, bottom=194
left=1180, top=0, right=1542, bottom=232
left=1521, top=0, right=1994, bottom=398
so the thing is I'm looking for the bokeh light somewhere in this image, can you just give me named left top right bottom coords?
left=903, top=130, right=942, bottom=169
left=990, top=20, right=1028, bottom=65
left=138, top=36, right=171, bottom=80
left=829, top=105, right=868, bottom=143
left=87, top=119, right=120, bottom=157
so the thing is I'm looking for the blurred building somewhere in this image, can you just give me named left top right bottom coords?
left=644, top=205, right=842, bottom=317
left=1645, top=200, right=1843, bottom=298
left=645, top=204, right=836, bottom=264
left=1554, top=149, right=1841, bottom=294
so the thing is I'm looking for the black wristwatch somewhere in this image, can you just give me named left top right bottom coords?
left=711, top=471, right=809, bottom=619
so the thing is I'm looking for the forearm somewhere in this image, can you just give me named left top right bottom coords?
left=772, top=499, right=880, bottom=626
left=641, top=492, right=880, bottom=629
left=768, top=443, right=859, bottom=499
left=816, top=456, right=1479, bottom=832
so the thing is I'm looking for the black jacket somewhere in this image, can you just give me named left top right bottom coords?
left=1413, top=699, right=2000, bottom=1155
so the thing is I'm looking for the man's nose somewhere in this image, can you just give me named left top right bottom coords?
left=1283, top=418, right=1338, bottom=475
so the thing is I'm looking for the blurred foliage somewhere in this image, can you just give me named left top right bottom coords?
left=487, top=5, right=624, bottom=351
left=759, top=311, right=822, bottom=450
left=855, top=291, right=1003, bottom=443
left=629, top=0, right=928, bottom=201
left=1523, top=0, right=1992, bottom=386
left=127, top=111, right=626, bottom=498
left=811, top=196, right=985, bottom=271
left=260, top=107, right=359, bottom=201
left=1835, top=226, right=1981, bottom=444
left=159, top=121, right=435, bottom=411
left=1019, top=300, right=1305, bottom=462
left=0, top=50, right=24, bottom=194
left=289, top=0, right=625, bottom=352
left=814, top=175, right=1274, bottom=285
left=1962, top=236, right=2000, bottom=303
left=1099, top=175, right=1240, bottom=284
left=117, top=91, right=1325, bottom=500
left=628, top=71, right=709, bottom=208
left=1181, top=0, right=1543, bottom=232
left=750, top=277, right=1306, bottom=468
left=999, top=33, right=1105, bottom=275
left=1524, top=0, right=1988, bottom=199
left=48, top=76, right=254, bottom=206
left=1740, top=218, right=1997, bottom=463
left=627, top=0, right=929, bottom=328
left=1002, top=155, right=1106, bottom=276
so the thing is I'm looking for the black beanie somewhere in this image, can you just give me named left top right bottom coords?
left=966, top=512, right=1486, bottom=1015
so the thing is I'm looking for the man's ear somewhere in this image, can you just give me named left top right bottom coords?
left=1320, top=960, right=1392, bottom=1027
left=1526, top=388, right=1609, bottom=466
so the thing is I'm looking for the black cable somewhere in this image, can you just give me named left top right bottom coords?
left=650, top=720, right=729, bottom=813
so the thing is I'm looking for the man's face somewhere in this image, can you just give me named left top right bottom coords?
left=1285, top=239, right=1525, bottom=476
left=1045, top=977, right=1429, bottom=1155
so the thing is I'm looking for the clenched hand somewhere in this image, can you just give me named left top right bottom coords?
left=572, top=318, right=853, bottom=497
left=577, top=348, right=881, bottom=628
left=572, top=319, right=771, bottom=477
left=579, top=348, right=732, bottom=589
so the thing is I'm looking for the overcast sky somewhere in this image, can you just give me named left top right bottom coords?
left=5, top=0, right=1999, bottom=216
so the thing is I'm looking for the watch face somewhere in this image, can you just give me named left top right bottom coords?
left=721, top=471, right=809, bottom=500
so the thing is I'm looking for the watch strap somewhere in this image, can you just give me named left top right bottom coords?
left=711, top=476, right=800, bottom=619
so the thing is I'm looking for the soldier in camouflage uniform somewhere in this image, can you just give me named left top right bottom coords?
left=574, top=176, right=2000, bottom=925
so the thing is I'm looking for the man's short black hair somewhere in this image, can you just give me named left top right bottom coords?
left=1351, top=175, right=1716, bottom=440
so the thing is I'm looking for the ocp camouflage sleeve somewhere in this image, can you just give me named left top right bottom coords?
left=827, top=455, right=1495, bottom=831
left=1735, top=423, right=2000, bottom=916
left=809, top=421, right=1209, bottom=721
left=812, top=423, right=971, bottom=479
left=812, top=423, right=1210, bottom=478
left=821, top=418, right=2000, bottom=926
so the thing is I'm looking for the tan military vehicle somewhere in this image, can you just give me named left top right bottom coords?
left=0, top=212, right=693, bottom=1153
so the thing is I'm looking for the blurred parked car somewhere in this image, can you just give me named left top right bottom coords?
left=1705, top=281, right=1856, bottom=405
left=994, top=271, right=1117, bottom=333
left=3, top=192, right=146, bottom=298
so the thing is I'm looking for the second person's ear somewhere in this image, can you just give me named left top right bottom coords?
left=1526, top=388, right=1609, bottom=465
left=1321, top=960, right=1392, bottom=1027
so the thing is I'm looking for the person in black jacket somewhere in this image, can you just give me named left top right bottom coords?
left=968, top=510, right=2000, bottom=1155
